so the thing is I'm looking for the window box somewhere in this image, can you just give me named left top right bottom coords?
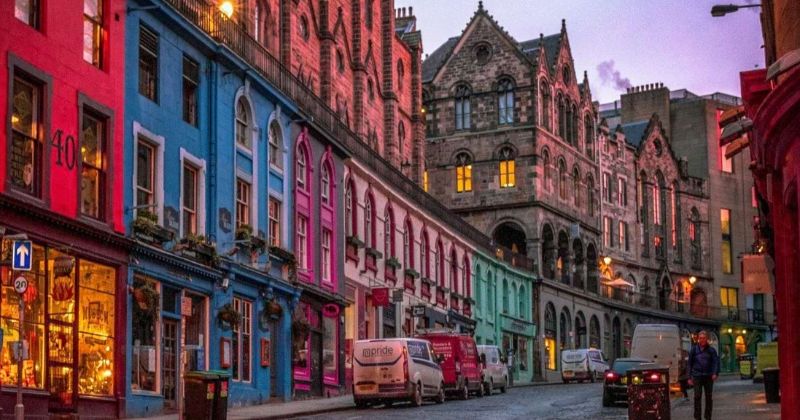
left=346, top=235, right=365, bottom=248
left=421, top=282, right=431, bottom=299
left=420, top=277, right=434, bottom=285
left=403, top=273, right=416, bottom=291
left=404, top=268, right=420, bottom=278
left=269, top=245, right=296, bottom=263
left=385, top=257, right=401, bottom=269
left=175, top=234, right=218, bottom=266
left=365, top=247, right=383, bottom=259
left=132, top=210, right=174, bottom=245
left=236, top=225, right=267, bottom=255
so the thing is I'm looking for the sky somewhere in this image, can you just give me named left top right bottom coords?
left=394, top=0, right=765, bottom=104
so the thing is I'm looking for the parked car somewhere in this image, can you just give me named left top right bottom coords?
left=602, top=358, right=652, bottom=406
left=477, top=344, right=509, bottom=395
left=352, top=338, right=446, bottom=408
left=416, top=331, right=484, bottom=399
left=561, top=348, right=609, bottom=383
left=630, top=324, right=682, bottom=389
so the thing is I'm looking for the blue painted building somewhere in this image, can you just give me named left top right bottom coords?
left=123, top=0, right=301, bottom=416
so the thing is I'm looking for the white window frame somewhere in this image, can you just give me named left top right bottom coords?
left=322, top=228, right=332, bottom=283
left=268, top=195, right=282, bottom=248
left=180, top=148, right=207, bottom=237
left=232, top=297, right=253, bottom=383
left=132, top=122, right=165, bottom=223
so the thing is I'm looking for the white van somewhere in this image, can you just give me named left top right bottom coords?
left=561, top=348, right=609, bottom=383
left=353, top=338, right=445, bottom=408
left=477, top=345, right=509, bottom=394
left=630, top=324, right=682, bottom=387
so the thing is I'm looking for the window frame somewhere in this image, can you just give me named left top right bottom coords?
left=182, top=55, right=199, bottom=126
left=138, top=25, right=159, bottom=102
left=497, top=79, right=514, bottom=125
left=268, top=196, right=281, bottom=247
left=236, top=178, right=251, bottom=229
left=454, top=85, right=472, bottom=131
left=499, top=147, right=516, bottom=188
left=132, top=123, right=165, bottom=222
left=83, top=0, right=105, bottom=68
left=268, top=120, right=283, bottom=171
left=455, top=152, right=473, bottom=193
left=77, top=95, right=114, bottom=223
left=15, top=0, right=40, bottom=29
left=235, top=96, right=253, bottom=151
left=721, top=208, right=733, bottom=274
left=321, top=228, right=332, bottom=283
left=232, top=297, right=253, bottom=382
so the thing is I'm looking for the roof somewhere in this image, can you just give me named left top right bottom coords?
left=620, top=120, right=649, bottom=147
left=422, top=36, right=459, bottom=83
left=518, top=33, right=561, bottom=72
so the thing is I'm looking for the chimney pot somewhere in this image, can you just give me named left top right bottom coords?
left=409, top=6, right=413, bottom=16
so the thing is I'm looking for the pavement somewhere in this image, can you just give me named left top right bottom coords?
left=129, top=375, right=780, bottom=419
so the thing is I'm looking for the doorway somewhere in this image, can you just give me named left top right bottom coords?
left=270, top=320, right=279, bottom=397
left=162, top=319, right=179, bottom=409
left=310, top=331, right=323, bottom=396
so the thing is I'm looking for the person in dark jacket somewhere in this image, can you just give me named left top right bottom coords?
left=688, top=330, right=720, bottom=420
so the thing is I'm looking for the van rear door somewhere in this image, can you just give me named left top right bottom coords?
left=353, top=340, right=406, bottom=395
left=561, top=351, right=588, bottom=378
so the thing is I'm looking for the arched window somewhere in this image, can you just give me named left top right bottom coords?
left=320, top=163, right=331, bottom=205
left=397, top=59, right=404, bottom=91
left=296, top=143, right=309, bottom=192
left=487, top=272, right=495, bottom=314
left=450, top=248, right=458, bottom=293
left=497, top=78, right=514, bottom=125
left=690, top=207, right=702, bottom=268
left=587, top=175, right=595, bottom=217
left=269, top=120, right=283, bottom=169
left=455, top=152, right=473, bottom=193
left=435, top=240, right=444, bottom=286
left=542, top=148, right=552, bottom=191
left=463, top=255, right=471, bottom=298
left=235, top=96, right=252, bottom=149
left=455, top=84, right=471, bottom=130
left=364, top=193, right=375, bottom=248
left=368, top=78, right=374, bottom=101
left=403, top=219, right=414, bottom=269
left=502, top=278, right=509, bottom=313
left=541, top=81, right=552, bottom=131
left=558, top=158, right=568, bottom=200
left=671, top=181, right=680, bottom=255
left=558, top=94, right=566, bottom=139
left=565, top=102, right=573, bottom=145
left=654, top=171, right=667, bottom=258
left=572, top=167, right=581, bottom=207
left=421, top=230, right=430, bottom=278
left=584, top=114, right=594, bottom=159
left=345, top=180, right=356, bottom=237
left=384, top=206, right=394, bottom=259
left=398, top=121, right=405, bottom=158
left=518, top=285, right=526, bottom=318
left=499, top=146, right=515, bottom=188
left=571, top=104, right=579, bottom=147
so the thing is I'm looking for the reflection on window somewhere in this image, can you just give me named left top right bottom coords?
left=81, top=109, right=106, bottom=220
left=78, top=260, right=115, bottom=395
left=10, top=75, right=43, bottom=197
left=83, top=0, right=103, bottom=67
left=131, top=275, right=159, bottom=392
left=323, top=316, right=336, bottom=380
left=15, top=0, right=39, bottom=28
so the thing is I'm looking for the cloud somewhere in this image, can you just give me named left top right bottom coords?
left=596, top=60, right=632, bottom=91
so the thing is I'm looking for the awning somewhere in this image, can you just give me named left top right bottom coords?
left=720, top=117, right=753, bottom=146
left=602, top=277, right=635, bottom=288
left=725, top=133, right=750, bottom=159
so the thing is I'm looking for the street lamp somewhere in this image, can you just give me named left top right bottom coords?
left=711, top=3, right=761, bottom=17
left=219, top=0, right=235, bottom=18
left=689, top=276, right=697, bottom=285
left=603, top=256, right=612, bottom=266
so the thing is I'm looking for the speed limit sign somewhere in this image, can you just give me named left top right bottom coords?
left=13, top=276, right=28, bottom=295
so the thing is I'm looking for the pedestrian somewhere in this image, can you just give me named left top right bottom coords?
left=688, top=330, right=720, bottom=420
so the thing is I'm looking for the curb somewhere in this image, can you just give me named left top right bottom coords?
left=244, top=403, right=356, bottom=420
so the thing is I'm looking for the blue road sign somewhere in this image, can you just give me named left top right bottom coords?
left=12, top=240, right=32, bottom=271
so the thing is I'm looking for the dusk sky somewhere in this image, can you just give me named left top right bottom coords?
left=395, top=0, right=765, bottom=104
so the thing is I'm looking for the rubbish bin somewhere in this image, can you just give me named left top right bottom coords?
left=184, top=371, right=219, bottom=420
left=627, top=366, right=670, bottom=420
left=738, top=354, right=755, bottom=379
left=208, top=370, right=231, bottom=420
left=763, top=367, right=780, bottom=403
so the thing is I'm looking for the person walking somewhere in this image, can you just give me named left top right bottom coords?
left=688, top=331, right=721, bottom=420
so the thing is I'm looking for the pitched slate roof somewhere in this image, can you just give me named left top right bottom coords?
left=422, top=36, right=459, bottom=83
left=620, top=121, right=649, bottom=147
left=519, top=33, right=561, bottom=73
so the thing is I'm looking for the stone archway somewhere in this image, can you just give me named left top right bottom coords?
left=493, top=221, right=528, bottom=255
left=572, top=238, right=585, bottom=290
left=541, top=224, right=556, bottom=280
left=557, top=230, right=570, bottom=285
left=560, top=308, right=572, bottom=351
left=589, top=315, right=601, bottom=349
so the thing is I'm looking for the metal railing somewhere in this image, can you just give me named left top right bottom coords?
left=164, top=0, right=535, bottom=271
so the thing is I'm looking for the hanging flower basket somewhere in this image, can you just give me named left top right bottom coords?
left=385, top=257, right=402, bottom=269
left=266, top=299, right=283, bottom=320
left=218, top=303, right=242, bottom=326
left=53, top=255, right=75, bottom=277
left=133, top=283, right=160, bottom=315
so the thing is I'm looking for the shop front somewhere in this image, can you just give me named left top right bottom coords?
left=292, top=289, right=345, bottom=398
left=499, top=314, right=536, bottom=383
left=718, top=324, right=767, bottom=373
left=448, top=309, right=477, bottom=335
left=0, top=207, right=127, bottom=418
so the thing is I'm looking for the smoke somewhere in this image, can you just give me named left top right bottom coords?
left=596, top=60, right=632, bottom=91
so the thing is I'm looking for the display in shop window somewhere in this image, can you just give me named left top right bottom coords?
left=261, top=338, right=271, bottom=367
left=220, top=337, right=232, bottom=369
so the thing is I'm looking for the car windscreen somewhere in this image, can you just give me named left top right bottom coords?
left=612, top=360, right=646, bottom=374
left=562, top=352, right=587, bottom=363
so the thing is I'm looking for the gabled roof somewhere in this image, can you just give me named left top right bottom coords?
left=422, top=36, right=459, bottom=83
left=519, top=33, right=562, bottom=73
left=620, top=120, right=649, bottom=148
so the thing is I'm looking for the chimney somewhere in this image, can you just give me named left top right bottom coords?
left=621, top=82, right=671, bottom=134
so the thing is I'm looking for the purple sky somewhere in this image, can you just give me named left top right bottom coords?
left=395, top=0, right=765, bottom=103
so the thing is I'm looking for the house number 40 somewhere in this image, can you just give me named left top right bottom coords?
left=50, top=129, right=77, bottom=170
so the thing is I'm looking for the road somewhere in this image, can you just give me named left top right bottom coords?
left=296, top=382, right=628, bottom=420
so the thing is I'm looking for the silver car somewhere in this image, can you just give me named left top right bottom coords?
left=477, top=345, right=509, bottom=395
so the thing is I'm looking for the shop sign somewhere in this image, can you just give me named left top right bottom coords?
left=392, top=289, right=404, bottom=303
left=743, top=254, right=774, bottom=294
left=12, top=240, right=32, bottom=271
left=500, top=314, right=536, bottom=336
left=412, top=305, right=426, bottom=317
left=372, top=287, right=390, bottom=307
left=181, top=296, right=193, bottom=316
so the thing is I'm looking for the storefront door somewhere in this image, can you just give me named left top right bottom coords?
left=270, top=320, right=279, bottom=397
left=162, top=319, right=179, bottom=409
left=310, top=331, right=322, bottom=396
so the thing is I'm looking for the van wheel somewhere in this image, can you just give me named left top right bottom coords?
left=476, top=379, right=485, bottom=398
left=590, top=371, right=596, bottom=383
left=486, top=378, right=494, bottom=396
left=435, top=383, right=445, bottom=404
left=460, top=381, right=470, bottom=400
left=355, top=400, right=369, bottom=409
left=500, top=376, right=507, bottom=393
left=411, top=382, right=423, bottom=407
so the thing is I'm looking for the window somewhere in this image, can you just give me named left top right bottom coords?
left=9, top=74, right=44, bottom=197
left=398, top=121, right=405, bottom=158
left=652, top=183, right=661, bottom=225
left=670, top=184, right=677, bottom=248
left=83, top=0, right=104, bottom=67
left=236, top=178, right=250, bottom=229
left=690, top=207, right=702, bottom=268
left=321, top=165, right=331, bottom=205
left=602, top=173, right=611, bottom=203
left=131, top=275, right=158, bottom=392
left=718, top=110, right=733, bottom=173
left=367, top=79, right=374, bottom=101
left=403, top=221, right=413, bottom=268
left=587, top=176, right=595, bottom=217
left=322, top=229, right=332, bottom=282
left=269, top=198, right=281, bottom=247
left=345, top=182, right=355, bottom=237
left=235, top=97, right=251, bottom=149
left=323, top=316, right=337, bottom=381
left=603, top=217, right=612, bottom=247
left=297, top=215, right=308, bottom=269
left=618, top=178, right=627, bottom=206
left=584, top=115, right=594, bottom=159
left=299, top=15, right=309, bottom=41
left=499, top=147, right=515, bottom=188
left=541, top=82, right=552, bottom=131
left=420, top=232, right=429, bottom=278
left=721, top=208, right=733, bottom=274
left=182, top=56, right=199, bottom=126
left=15, top=0, right=39, bottom=28
left=542, top=149, right=552, bottom=191
left=436, top=241, right=444, bottom=286
left=572, top=168, right=580, bottom=206
left=138, top=25, right=158, bottom=101
left=182, top=163, right=198, bottom=235
left=136, top=139, right=155, bottom=209
left=497, top=79, right=514, bottom=125
left=397, top=60, right=404, bottom=91
left=365, top=0, right=373, bottom=29
left=296, top=145, right=308, bottom=191
left=752, top=186, right=758, bottom=208
left=455, top=85, right=471, bottom=130
left=455, top=153, right=472, bottom=193
left=619, top=221, right=628, bottom=251
left=232, top=297, right=252, bottom=382
left=558, top=159, right=567, bottom=200
left=422, top=170, right=428, bottom=192
left=269, top=121, right=283, bottom=169
left=451, top=250, right=459, bottom=294
left=336, top=50, right=345, bottom=73
left=720, top=287, right=738, bottom=309
left=384, top=207, right=394, bottom=259
left=364, top=195, right=374, bottom=248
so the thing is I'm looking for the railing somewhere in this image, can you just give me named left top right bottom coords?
left=598, top=286, right=774, bottom=325
left=163, top=0, right=534, bottom=270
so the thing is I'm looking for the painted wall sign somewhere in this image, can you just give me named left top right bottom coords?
left=164, top=206, right=181, bottom=233
left=219, top=208, right=232, bottom=233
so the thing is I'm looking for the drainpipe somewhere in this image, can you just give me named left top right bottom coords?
left=208, top=59, right=219, bottom=242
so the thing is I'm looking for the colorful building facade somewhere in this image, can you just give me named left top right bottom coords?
left=0, top=0, right=128, bottom=417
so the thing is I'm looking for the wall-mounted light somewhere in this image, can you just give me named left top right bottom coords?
left=727, top=328, right=733, bottom=334
left=742, top=329, right=747, bottom=335
left=219, top=0, right=235, bottom=18
left=603, top=256, right=612, bottom=266
left=218, top=276, right=230, bottom=292
left=689, top=276, right=697, bottom=285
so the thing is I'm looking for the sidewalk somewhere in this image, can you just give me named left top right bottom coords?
left=671, top=375, right=781, bottom=419
left=128, top=395, right=355, bottom=420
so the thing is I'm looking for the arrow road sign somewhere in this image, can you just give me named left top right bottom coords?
left=12, top=240, right=32, bottom=271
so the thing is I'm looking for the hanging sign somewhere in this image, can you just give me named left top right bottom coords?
left=742, top=254, right=774, bottom=294
left=372, top=287, right=390, bottom=307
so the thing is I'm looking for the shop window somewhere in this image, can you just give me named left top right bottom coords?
left=184, top=293, right=207, bottom=371
left=232, top=297, right=252, bottom=382
left=15, top=0, right=40, bottom=28
left=323, top=316, right=337, bottom=382
left=517, top=337, right=527, bottom=371
left=131, top=275, right=159, bottom=392
left=83, top=0, right=104, bottom=67
left=182, top=56, right=199, bottom=126
left=77, top=260, right=115, bottom=395
left=138, top=25, right=159, bottom=101
left=545, top=337, right=556, bottom=371
left=80, top=107, right=107, bottom=220
left=269, top=197, right=281, bottom=247
left=9, top=73, right=44, bottom=197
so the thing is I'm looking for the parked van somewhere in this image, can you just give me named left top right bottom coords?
left=477, top=345, right=509, bottom=394
left=353, top=338, right=445, bottom=408
left=416, top=331, right=484, bottom=399
left=630, top=324, right=682, bottom=387
left=561, top=348, right=609, bottom=383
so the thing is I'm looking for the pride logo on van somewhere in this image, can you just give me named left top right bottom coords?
left=362, top=347, right=394, bottom=357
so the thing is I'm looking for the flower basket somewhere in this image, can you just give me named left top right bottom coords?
left=132, top=210, right=174, bottom=244
left=346, top=235, right=365, bottom=248
left=235, top=225, right=253, bottom=241
left=385, top=257, right=401, bottom=269
left=266, top=299, right=283, bottom=320
left=133, top=283, right=160, bottom=316
left=404, top=268, right=420, bottom=278
left=218, top=303, right=242, bottom=327
left=249, top=235, right=267, bottom=255
left=365, top=247, right=383, bottom=259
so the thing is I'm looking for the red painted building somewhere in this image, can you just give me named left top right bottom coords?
left=738, top=0, right=800, bottom=416
left=0, top=0, right=128, bottom=416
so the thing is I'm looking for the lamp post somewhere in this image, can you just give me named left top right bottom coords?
left=710, top=3, right=761, bottom=17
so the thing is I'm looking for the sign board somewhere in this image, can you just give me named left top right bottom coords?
left=742, top=254, right=774, bottom=294
left=13, top=276, right=28, bottom=295
left=181, top=296, right=193, bottom=316
left=12, top=240, right=32, bottom=271
left=412, top=305, right=426, bottom=317
left=392, top=289, right=404, bottom=303
left=372, top=287, right=390, bottom=307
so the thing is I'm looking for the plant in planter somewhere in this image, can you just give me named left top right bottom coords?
left=404, top=268, right=420, bottom=278
left=345, top=235, right=365, bottom=248
left=269, top=245, right=295, bottom=262
left=133, top=283, right=160, bottom=316
left=265, top=299, right=283, bottom=320
left=132, top=209, right=174, bottom=244
left=385, top=257, right=402, bottom=269
left=364, top=247, right=383, bottom=259
left=217, top=303, right=242, bottom=327
left=236, top=225, right=267, bottom=255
